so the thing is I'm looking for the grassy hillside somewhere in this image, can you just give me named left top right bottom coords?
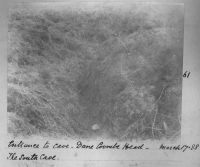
left=8, top=3, right=184, bottom=140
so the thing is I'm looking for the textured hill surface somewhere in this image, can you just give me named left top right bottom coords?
left=8, top=3, right=184, bottom=140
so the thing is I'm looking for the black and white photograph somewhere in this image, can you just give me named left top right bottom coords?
left=7, top=2, right=184, bottom=141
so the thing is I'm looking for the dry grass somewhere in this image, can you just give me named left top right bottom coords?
left=8, top=4, right=183, bottom=140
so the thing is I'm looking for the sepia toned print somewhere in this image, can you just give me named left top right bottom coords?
left=7, top=2, right=184, bottom=140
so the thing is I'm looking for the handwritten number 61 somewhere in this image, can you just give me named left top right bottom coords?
left=183, top=71, right=190, bottom=78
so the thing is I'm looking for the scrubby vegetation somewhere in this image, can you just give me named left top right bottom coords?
left=8, top=3, right=184, bottom=140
